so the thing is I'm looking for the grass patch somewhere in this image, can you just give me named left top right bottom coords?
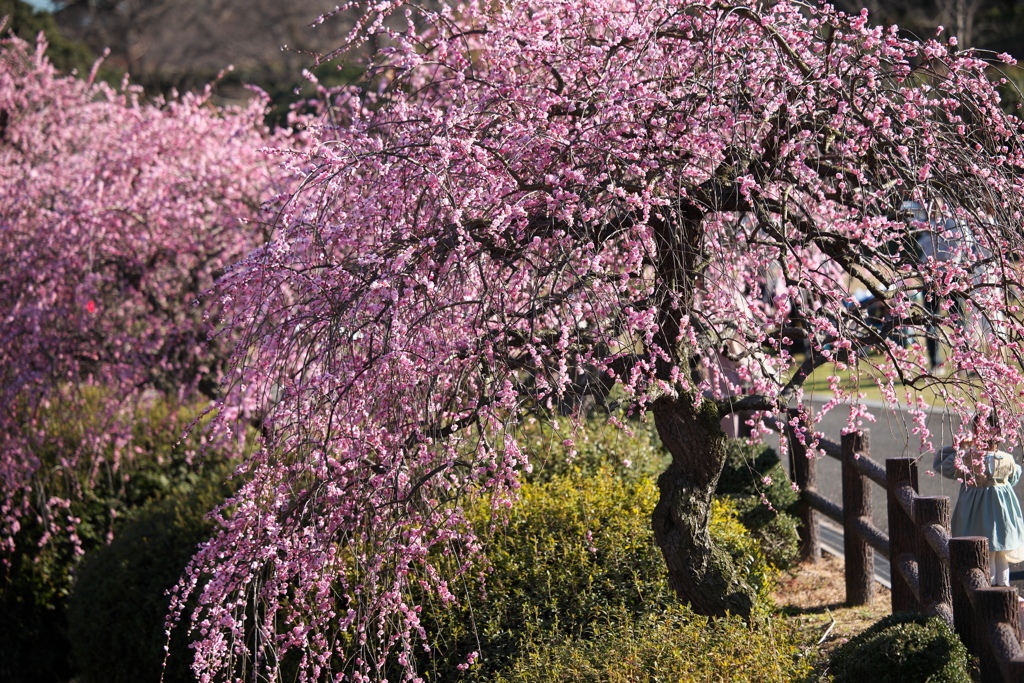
left=793, top=352, right=947, bottom=409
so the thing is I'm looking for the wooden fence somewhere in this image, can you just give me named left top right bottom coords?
left=785, top=408, right=1024, bottom=682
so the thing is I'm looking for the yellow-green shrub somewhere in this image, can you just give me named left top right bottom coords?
left=413, top=468, right=788, bottom=681
left=516, top=415, right=668, bottom=482
left=709, top=498, right=776, bottom=610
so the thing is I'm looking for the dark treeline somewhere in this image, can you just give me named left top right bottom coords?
left=2, top=0, right=370, bottom=125
left=837, top=0, right=1024, bottom=110
left=834, top=0, right=1024, bottom=57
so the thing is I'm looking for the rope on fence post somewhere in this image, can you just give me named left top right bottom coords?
left=842, top=430, right=874, bottom=605
left=950, top=537, right=989, bottom=664
left=887, top=458, right=921, bottom=613
left=787, top=406, right=820, bottom=563
left=915, top=496, right=952, bottom=624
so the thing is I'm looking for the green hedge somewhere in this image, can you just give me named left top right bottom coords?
left=716, top=439, right=800, bottom=570
left=517, top=415, right=668, bottom=483
left=717, top=439, right=796, bottom=508
left=0, top=395, right=236, bottom=683
left=492, top=607, right=812, bottom=683
left=51, top=414, right=806, bottom=683
left=827, top=612, right=972, bottom=683
left=413, top=464, right=799, bottom=681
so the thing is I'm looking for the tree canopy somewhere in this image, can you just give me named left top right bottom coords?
left=0, top=31, right=305, bottom=556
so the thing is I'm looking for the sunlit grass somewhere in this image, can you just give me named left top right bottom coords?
left=790, top=352, right=948, bottom=409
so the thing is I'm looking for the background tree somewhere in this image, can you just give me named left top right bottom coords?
left=163, top=0, right=1024, bottom=680
left=832, top=0, right=1024, bottom=55
left=0, top=31, right=309, bottom=681
left=0, top=27, right=309, bottom=554
left=50, top=0, right=435, bottom=114
left=53, top=0, right=349, bottom=76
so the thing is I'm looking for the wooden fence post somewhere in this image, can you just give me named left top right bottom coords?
left=887, top=458, right=921, bottom=613
left=914, top=496, right=952, bottom=624
left=950, top=537, right=989, bottom=661
left=842, top=430, right=874, bottom=605
left=976, top=587, right=1024, bottom=683
left=787, top=407, right=820, bottom=562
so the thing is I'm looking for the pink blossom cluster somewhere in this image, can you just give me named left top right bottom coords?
left=0, top=34, right=306, bottom=553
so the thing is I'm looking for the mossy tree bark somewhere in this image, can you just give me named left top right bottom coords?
left=651, top=393, right=756, bottom=619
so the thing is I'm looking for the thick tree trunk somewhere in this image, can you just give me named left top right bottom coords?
left=651, top=393, right=756, bottom=619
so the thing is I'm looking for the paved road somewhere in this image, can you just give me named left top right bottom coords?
left=820, top=516, right=1024, bottom=591
left=772, top=398, right=1024, bottom=591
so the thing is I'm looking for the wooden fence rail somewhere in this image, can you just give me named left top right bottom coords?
left=785, top=408, right=1024, bottom=682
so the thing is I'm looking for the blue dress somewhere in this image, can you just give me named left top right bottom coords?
left=934, top=447, right=1024, bottom=558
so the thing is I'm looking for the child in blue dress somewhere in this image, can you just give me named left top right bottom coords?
left=934, top=411, right=1024, bottom=586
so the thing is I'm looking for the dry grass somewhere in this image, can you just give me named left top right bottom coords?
left=772, top=553, right=893, bottom=666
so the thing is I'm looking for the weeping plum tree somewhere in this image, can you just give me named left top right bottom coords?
left=186, top=0, right=1024, bottom=679
left=0, top=32, right=305, bottom=555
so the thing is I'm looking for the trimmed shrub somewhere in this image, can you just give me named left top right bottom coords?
left=717, top=439, right=797, bottom=510
left=413, top=465, right=782, bottom=680
left=709, top=498, right=776, bottom=608
left=491, top=607, right=813, bottom=683
left=67, top=464, right=236, bottom=683
left=730, top=495, right=801, bottom=571
left=518, top=414, right=668, bottom=483
left=827, top=612, right=972, bottom=683
left=415, top=468, right=674, bottom=679
left=521, top=420, right=800, bottom=569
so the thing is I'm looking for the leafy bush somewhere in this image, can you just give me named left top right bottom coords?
left=717, top=439, right=801, bottom=569
left=491, top=608, right=813, bottom=683
left=0, top=396, right=236, bottom=683
left=709, top=498, right=776, bottom=609
left=717, top=440, right=797, bottom=509
left=414, top=468, right=672, bottom=680
left=522, top=420, right=800, bottom=571
left=413, top=463, right=782, bottom=681
left=827, top=612, right=972, bottom=683
left=67, top=462, right=237, bottom=683
left=517, top=414, right=668, bottom=483
left=730, top=495, right=801, bottom=570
